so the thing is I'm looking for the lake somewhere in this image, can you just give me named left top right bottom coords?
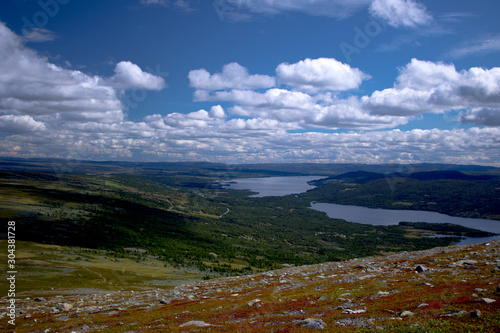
left=223, top=176, right=325, bottom=197
left=224, top=176, right=500, bottom=244
left=310, top=202, right=500, bottom=244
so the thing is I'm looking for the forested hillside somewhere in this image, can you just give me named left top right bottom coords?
left=305, top=170, right=500, bottom=220
left=2, top=159, right=499, bottom=276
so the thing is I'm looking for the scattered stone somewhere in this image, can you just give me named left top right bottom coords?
left=474, top=298, right=496, bottom=304
left=469, top=309, right=482, bottom=318
left=284, top=310, right=304, bottom=316
left=179, top=320, right=214, bottom=328
left=56, top=303, right=73, bottom=312
left=442, top=311, right=467, bottom=317
left=335, top=300, right=357, bottom=310
left=342, top=307, right=366, bottom=314
left=400, top=311, right=414, bottom=317
left=458, top=260, right=478, bottom=266
left=295, top=318, right=327, bottom=330
left=4, top=240, right=499, bottom=332
left=371, top=291, right=390, bottom=300
left=247, top=298, right=261, bottom=307
left=415, top=265, right=427, bottom=273
left=335, top=317, right=376, bottom=328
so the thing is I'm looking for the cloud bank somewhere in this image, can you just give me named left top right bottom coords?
left=1, top=22, right=499, bottom=165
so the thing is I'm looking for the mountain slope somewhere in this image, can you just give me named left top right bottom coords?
left=3, top=241, right=499, bottom=332
left=330, top=170, right=497, bottom=183
left=306, top=172, right=500, bottom=220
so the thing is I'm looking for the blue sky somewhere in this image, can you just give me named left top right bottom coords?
left=0, top=0, right=499, bottom=165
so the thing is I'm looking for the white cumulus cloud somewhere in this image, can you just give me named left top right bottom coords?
left=396, top=58, right=461, bottom=90
left=0, top=22, right=166, bottom=126
left=276, top=58, right=370, bottom=92
left=189, top=63, right=275, bottom=91
left=0, top=115, right=46, bottom=133
left=109, top=61, right=166, bottom=91
left=1, top=20, right=499, bottom=166
left=363, top=59, right=500, bottom=120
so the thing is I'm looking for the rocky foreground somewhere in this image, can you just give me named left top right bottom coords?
left=2, top=241, right=500, bottom=332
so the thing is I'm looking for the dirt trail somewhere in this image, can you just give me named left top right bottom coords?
left=219, top=208, right=230, bottom=218
left=82, top=266, right=107, bottom=283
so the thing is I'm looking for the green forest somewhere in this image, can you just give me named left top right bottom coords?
left=1, top=159, right=499, bottom=277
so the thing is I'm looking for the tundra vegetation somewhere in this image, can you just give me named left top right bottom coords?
left=1, top=240, right=499, bottom=332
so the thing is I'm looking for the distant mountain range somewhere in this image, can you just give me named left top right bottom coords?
left=329, top=170, right=498, bottom=184
left=0, top=157, right=498, bottom=178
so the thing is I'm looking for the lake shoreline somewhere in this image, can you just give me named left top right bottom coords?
left=221, top=176, right=500, bottom=245
left=222, top=175, right=327, bottom=197
left=310, top=202, right=500, bottom=245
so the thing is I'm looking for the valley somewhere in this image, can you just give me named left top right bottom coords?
left=1, top=159, right=499, bottom=277
left=1, top=158, right=499, bottom=331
